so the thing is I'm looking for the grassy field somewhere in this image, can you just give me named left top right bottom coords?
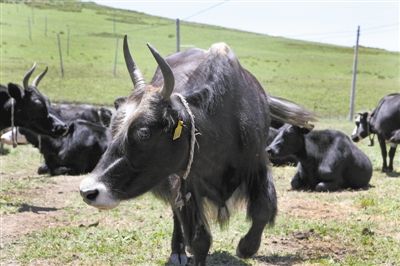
left=1, top=120, right=399, bottom=265
left=1, top=2, right=400, bottom=266
left=0, top=2, right=398, bottom=117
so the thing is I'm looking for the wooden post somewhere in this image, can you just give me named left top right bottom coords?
left=113, top=37, right=119, bottom=77
left=349, top=26, right=360, bottom=121
left=44, top=16, right=47, bottom=37
left=31, top=6, right=35, bottom=24
left=176, top=18, right=180, bottom=52
left=57, top=34, right=64, bottom=78
left=28, top=17, right=32, bottom=41
left=113, top=14, right=116, bottom=34
left=67, top=26, right=70, bottom=56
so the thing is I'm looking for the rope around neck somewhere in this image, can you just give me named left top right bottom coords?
left=172, top=93, right=197, bottom=180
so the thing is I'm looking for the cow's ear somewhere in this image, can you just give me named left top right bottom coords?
left=7, top=83, right=24, bottom=100
left=114, top=97, right=127, bottom=110
left=300, top=127, right=311, bottom=134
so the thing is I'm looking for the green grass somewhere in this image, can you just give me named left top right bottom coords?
left=1, top=2, right=399, bottom=265
left=1, top=2, right=398, bottom=116
left=1, top=119, right=399, bottom=265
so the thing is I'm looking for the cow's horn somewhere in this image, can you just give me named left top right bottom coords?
left=147, top=43, right=175, bottom=99
left=123, top=35, right=146, bottom=90
left=23, top=62, right=37, bottom=90
left=32, top=66, right=48, bottom=87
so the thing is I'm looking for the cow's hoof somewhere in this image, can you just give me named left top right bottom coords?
left=37, top=165, right=49, bottom=175
left=315, top=182, right=328, bottom=192
left=169, top=253, right=188, bottom=266
left=382, top=167, right=392, bottom=173
left=290, top=178, right=302, bottom=190
left=236, top=236, right=260, bottom=258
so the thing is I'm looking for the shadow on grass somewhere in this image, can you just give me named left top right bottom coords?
left=1, top=202, right=58, bottom=213
left=253, top=254, right=303, bottom=265
left=386, top=171, right=400, bottom=178
left=206, top=251, right=251, bottom=266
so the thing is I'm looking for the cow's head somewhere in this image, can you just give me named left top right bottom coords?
left=351, top=112, right=370, bottom=142
left=80, top=36, right=190, bottom=209
left=8, top=64, right=68, bottom=137
left=266, top=125, right=310, bottom=158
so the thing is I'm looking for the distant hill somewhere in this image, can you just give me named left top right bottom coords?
left=0, top=1, right=398, bottom=117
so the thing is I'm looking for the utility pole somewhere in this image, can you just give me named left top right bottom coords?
left=349, top=25, right=360, bottom=121
left=176, top=18, right=180, bottom=52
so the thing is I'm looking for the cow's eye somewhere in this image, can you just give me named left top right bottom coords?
left=136, top=127, right=151, bottom=141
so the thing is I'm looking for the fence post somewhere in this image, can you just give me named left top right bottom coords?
left=349, top=26, right=360, bottom=121
left=67, top=26, right=70, bottom=56
left=57, top=34, right=64, bottom=78
left=176, top=18, right=180, bottom=52
left=28, top=17, right=32, bottom=41
left=31, top=6, right=35, bottom=24
left=113, top=37, right=119, bottom=77
left=44, top=16, right=47, bottom=37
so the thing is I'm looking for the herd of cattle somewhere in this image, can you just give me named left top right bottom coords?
left=1, top=35, right=399, bottom=265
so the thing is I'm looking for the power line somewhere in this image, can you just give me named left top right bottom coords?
left=183, top=0, right=231, bottom=21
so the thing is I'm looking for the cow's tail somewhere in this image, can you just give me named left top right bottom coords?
left=268, top=95, right=316, bottom=128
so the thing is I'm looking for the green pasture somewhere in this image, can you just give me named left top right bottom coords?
left=1, top=2, right=399, bottom=266
left=0, top=2, right=398, bottom=116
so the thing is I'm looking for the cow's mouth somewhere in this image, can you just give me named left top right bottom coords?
left=79, top=176, right=120, bottom=210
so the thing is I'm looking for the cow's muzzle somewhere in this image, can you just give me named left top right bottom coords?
left=79, top=176, right=120, bottom=210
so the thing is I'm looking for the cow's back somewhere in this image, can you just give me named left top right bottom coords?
left=370, top=93, right=400, bottom=139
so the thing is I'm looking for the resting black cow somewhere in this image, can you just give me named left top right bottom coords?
left=267, top=125, right=372, bottom=191
left=20, top=119, right=110, bottom=176
left=80, top=36, right=315, bottom=265
left=267, top=126, right=297, bottom=166
left=52, top=103, right=113, bottom=127
left=0, top=64, right=67, bottom=137
left=352, top=93, right=400, bottom=172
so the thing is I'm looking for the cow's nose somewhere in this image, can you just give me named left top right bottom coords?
left=53, top=123, right=68, bottom=136
left=80, top=189, right=99, bottom=202
left=266, top=147, right=274, bottom=156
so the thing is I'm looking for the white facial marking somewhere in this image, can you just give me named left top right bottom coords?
left=80, top=175, right=120, bottom=210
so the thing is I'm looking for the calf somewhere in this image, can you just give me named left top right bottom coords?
left=52, top=103, right=113, bottom=127
left=267, top=125, right=372, bottom=191
left=267, top=126, right=297, bottom=166
left=20, top=119, right=110, bottom=176
left=352, top=93, right=400, bottom=172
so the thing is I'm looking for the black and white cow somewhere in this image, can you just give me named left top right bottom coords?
left=267, top=125, right=372, bottom=191
left=20, top=119, right=110, bottom=176
left=352, top=93, right=400, bottom=172
left=79, top=36, right=315, bottom=265
left=0, top=64, right=67, bottom=136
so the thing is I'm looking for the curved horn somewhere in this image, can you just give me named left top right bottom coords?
left=23, top=62, right=37, bottom=89
left=123, top=35, right=146, bottom=90
left=147, top=43, right=175, bottom=99
left=32, top=66, right=48, bottom=87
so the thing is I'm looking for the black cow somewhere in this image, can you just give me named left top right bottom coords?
left=267, top=125, right=372, bottom=191
left=52, top=103, right=113, bottom=127
left=80, top=36, right=314, bottom=265
left=20, top=119, right=110, bottom=176
left=0, top=64, right=67, bottom=136
left=352, top=93, right=400, bottom=172
left=267, top=126, right=297, bottom=166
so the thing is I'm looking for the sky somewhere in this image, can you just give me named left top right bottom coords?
left=91, top=0, right=399, bottom=52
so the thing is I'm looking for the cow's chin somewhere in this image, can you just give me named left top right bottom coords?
left=80, top=176, right=121, bottom=210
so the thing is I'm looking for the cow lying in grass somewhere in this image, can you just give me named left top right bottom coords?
left=20, top=119, right=110, bottom=176
left=267, top=125, right=372, bottom=191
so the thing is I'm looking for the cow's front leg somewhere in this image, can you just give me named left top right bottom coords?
left=388, top=144, right=397, bottom=172
left=174, top=197, right=211, bottom=266
left=378, top=134, right=389, bottom=172
left=169, top=210, right=188, bottom=266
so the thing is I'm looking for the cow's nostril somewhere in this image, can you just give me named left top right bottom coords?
left=81, top=189, right=99, bottom=201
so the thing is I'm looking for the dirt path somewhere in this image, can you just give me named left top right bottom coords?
left=1, top=175, right=83, bottom=244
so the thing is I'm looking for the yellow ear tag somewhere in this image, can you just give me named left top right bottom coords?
left=173, top=120, right=184, bottom=140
